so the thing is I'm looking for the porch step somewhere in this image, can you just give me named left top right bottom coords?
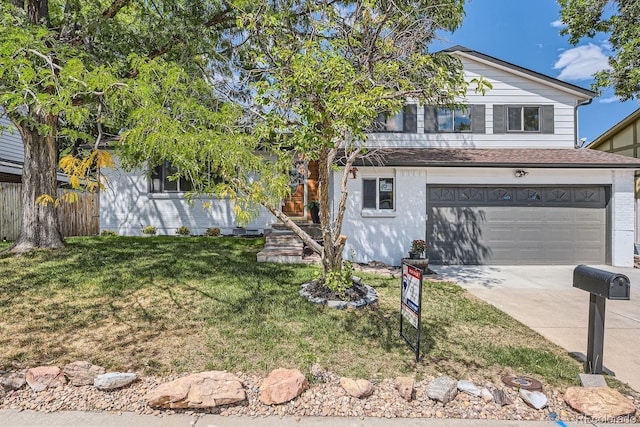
left=257, top=229, right=304, bottom=264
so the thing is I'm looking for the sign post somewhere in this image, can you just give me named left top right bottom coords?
left=400, top=261, right=423, bottom=362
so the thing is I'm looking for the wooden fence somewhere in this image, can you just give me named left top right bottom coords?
left=0, top=183, right=99, bottom=241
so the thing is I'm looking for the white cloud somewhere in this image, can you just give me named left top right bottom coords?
left=550, top=20, right=566, bottom=28
left=553, top=43, right=612, bottom=81
left=598, top=96, right=620, bottom=104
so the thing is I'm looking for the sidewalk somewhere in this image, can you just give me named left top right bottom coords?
left=0, top=410, right=631, bottom=427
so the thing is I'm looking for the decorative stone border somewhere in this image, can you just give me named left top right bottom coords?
left=299, top=276, right=378, bottom=309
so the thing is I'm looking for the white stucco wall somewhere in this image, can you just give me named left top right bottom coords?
left=335, top=166, right=635, bottom=267
left=100, top=161, right=275, bottom=236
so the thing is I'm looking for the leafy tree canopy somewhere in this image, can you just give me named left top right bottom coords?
left=559, top=0, right=640, bottom=100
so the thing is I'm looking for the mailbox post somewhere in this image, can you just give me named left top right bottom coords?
left=573, top=265, right=631, bottom=374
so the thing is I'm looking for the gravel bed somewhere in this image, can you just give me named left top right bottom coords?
left=3, top=371, right=638, bottom=422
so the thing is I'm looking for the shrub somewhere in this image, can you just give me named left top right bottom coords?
left=205, top=227, right=221, bottom=237
left=176, top=226, right=191, bottom=236
left=100, top=230, right=118, bottom=237
left=142, top=226, right=157, bottom=235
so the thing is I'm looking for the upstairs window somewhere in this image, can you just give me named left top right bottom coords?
left=493, top=105, right=554, bottom=134
left=150, top=161, right=193, bottom=193
left=373, top=104, right=417, bottom=133
left=363, top=177, right=394, bottom=210
left=424, top=105, right=485, bottom=133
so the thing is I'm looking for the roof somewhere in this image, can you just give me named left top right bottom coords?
left=349, top=148, right=640, bottom=169
left=443, top=46, right=596, bottom=99
left=589, top=108, right=640, bottom=150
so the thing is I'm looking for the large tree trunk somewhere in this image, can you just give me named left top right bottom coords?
left=9, top=113, right=65, bottom=254
left=318, top=147, right=343, bottom=277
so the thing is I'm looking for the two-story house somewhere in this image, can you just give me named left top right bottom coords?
left=99, top=46, right=640, bottom=266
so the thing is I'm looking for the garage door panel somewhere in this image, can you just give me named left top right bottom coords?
left=427, top=186, right=607, bottom=265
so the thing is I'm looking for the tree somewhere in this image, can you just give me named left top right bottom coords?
left=117, top=0, right=484, bottom=288
left=0, top=0, right=239, bottom=253
left=559, top=0, right=640, bottom=100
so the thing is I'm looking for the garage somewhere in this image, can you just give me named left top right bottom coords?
left=426, top=185, right=608, bottom=265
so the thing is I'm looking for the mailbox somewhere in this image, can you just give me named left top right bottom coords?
left=573, top=265, right=630, bottom=300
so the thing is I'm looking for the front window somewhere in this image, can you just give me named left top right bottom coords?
left=507, top=106, right=540, bottom=132
left=436, top=106, right=471, bottom=132
left=373, top=105, right=417, bottom=133
left=363, top=177, right=394, bottom=210
left=150, top=161, right=193, bottom=193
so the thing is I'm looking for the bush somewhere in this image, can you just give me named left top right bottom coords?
left=100, top=230, right=118, bottom=237
left=176, top=226, right=191, bottom=236
left=142, top=226, right=157, bottom=235
left=205, top=227, right=221, bottom=237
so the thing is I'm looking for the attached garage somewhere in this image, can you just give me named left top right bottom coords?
left=427, top=185, right=608, bottom=265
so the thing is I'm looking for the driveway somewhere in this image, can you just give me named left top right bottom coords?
left=431, top=265, right=640, bottom=392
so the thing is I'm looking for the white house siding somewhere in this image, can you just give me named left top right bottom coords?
left=335, top=167, right=634, bottom=267
left=0, top=113, right=25, bottom=178
left=366, top=56, right=579, bottom=149
left=100, top=161, right=275, bottom=236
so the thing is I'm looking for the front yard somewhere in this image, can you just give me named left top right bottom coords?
left=0, top=236, right=581, bottom=386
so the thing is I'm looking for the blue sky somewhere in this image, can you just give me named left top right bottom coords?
left=433, top=0, right=639, bottom=144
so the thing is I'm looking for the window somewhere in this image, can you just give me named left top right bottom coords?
left=150, top=161, right=193, bottom=193
left=373, top=104, right=417, bottom=133
left=493, top=105, right=554, bottom=134
left=507, top=106, right=540, bottom=132
left=363, top=177, right=394, bottom=210
left=424, top=105, right=485, bottom=133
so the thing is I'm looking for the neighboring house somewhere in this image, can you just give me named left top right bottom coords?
left=100, top=46, right=640, bottom=266
left=588, top=108, right=640, bottom=242
left=0, top=112, right=24, bottom=183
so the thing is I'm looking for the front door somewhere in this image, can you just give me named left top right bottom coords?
left=282, top=159, right=319, bottom=220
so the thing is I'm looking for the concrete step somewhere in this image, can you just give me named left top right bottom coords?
left=257, top=228, right=304, bottom=264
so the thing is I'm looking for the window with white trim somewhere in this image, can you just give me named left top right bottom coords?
left=372, top=105, right=417, bottom=133
left=150, top=161, right=193, bottom=193
left=363, top=177, right=394, bottom=210
left=507, top=106, right=540, bottom=132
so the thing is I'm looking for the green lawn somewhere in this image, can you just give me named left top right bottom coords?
left=0, top=236, right=581, bottom=385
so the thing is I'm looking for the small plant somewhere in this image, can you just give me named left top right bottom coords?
left=205, top=227, right=221, bottom=237
left=176, top=226, right=190, bottom=236
left=100, top=230, right=118, bottom=237
left=411, top=239, right=428, bottom=253
left=142, top=226, right=157, bottom=236
left=305, top=200, right=320, bottom=209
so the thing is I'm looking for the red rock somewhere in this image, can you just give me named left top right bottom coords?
left=340, top=377, right=374, bottom=398
left=395, top=376, right=414, bottom=401
left=564, top=387, right=636, bottom=418
left=259, top=368, right=307, bottom=405
left=25, top=366, right=66, bottom=392
left=63, top=361, right=106, bottom=386
left=146, top=371, right=245, bottom=409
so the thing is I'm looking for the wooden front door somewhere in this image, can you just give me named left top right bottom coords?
left=282, top=160, right=319, bottom=220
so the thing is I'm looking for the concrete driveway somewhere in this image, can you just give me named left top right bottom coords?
left=431, top=265, right=640, bottom=392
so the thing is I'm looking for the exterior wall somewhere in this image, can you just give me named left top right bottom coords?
left=335, top=166, right=634, bottom=267
left=100, top=160, right=275, bottom=236
left=366, top=56, right=579, bottom=149
left=0, top=113, right=24, bottom=180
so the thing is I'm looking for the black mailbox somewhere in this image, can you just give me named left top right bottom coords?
left=573, top=265, right=630, bottom=300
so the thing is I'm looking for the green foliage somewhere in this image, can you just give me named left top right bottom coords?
left=205, top=227, right=221, bottom=237
left=559, top=0, right=640, bottom=100
left=176, top=226, right=191, bottom=236
left=142, top=226, right=157, bottom=235
left=100, top=230, right=119, bottom=237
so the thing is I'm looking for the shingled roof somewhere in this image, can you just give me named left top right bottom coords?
left=350, top=148, right=640, bottom=169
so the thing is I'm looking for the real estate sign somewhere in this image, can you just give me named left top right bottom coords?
left=400, top=262, right=423, bottom=362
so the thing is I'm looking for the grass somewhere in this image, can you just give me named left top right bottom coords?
left=0, top=236, right=581, bottom=386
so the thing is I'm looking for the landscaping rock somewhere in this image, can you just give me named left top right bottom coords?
left=457, top=380, right=481, bottom=397
left=395, top=377, right=414, bottom=401
left=25, top=366, right=66, bottom=392
left=0, top=372, right=26, bottom=391
left=146, top=371, right=245, bottom=409
left=427, top=376, right=458, bottom=404
left=340, top=378, right=374, bottom=399
left=520, top=389, right=548, bottom=410
left=259, top=368, right=307, bottom=405
left=63, top=361, right=106, bottom=386
left=94, top=372, right=137, bottom=391
left=579, top=373, right=607, bottom=388
left=491, top=389, right=513, bottom=406
left=481, top=388, right=494, bottom=403
left=564, top=386, right=636, bottom=418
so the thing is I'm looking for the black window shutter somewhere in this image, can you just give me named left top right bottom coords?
left=541, top=105, right=554, bottom=134
left=493, top=105, right=505, bottom=133
left=424, top=106, right=437, bottom=133
left=471, top=105, right=486, bottom=134
left=403, top=104, right=417, bottom=133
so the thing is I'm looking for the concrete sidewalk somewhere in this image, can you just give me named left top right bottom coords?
left=0, top=410, right=630, bottom=427
left=434, top=265, right=640, bottom=392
